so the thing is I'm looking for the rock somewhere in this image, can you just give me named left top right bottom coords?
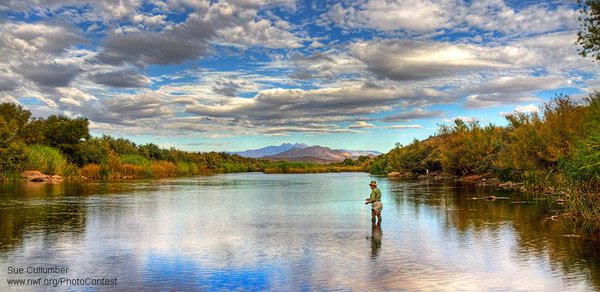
left=20, top=171, right=63, bottom=182
left=498, top=181, right=514, bottom=188
left=20, top=171, right=49, bottom=182
left=387, top=172, right=400, bottom=177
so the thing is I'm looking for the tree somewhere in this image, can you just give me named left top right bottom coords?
left=0, top=103, right=31, bottom=172
left=0, top=103, right=31, bottom=145
left=577, top=0, right=600, bottom=61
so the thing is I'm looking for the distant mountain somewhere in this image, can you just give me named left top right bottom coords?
left=232, top=143, right=381, bottom=163
left=233, top=143, right=309, bottom=158
left=264, top=145, right=376, bottom=163
left=339, top=149, right=382, bottom=157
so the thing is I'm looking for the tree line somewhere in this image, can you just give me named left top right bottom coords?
left=0, top=103, right=372, bottom=180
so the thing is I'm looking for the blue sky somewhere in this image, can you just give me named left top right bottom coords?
left=0, top=0, right=596, bottom=153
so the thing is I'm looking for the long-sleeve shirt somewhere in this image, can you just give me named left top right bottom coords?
left=366, top=188, right=381, bottom=204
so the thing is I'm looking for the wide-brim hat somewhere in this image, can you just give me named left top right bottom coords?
left=369, top=181, right=377, bottom=186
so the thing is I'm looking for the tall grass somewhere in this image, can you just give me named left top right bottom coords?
left=151, top=161, right=177, bottom=177
left=176, top=161, right=199, bottom=176
left=24, top=145, right=69, bottom=175
left=565, top=185, right=600, bottom=239
left=119, top=154, right=152, bottom=178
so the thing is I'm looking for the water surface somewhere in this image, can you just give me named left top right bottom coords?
left=1, top=173, right=599, bottom=290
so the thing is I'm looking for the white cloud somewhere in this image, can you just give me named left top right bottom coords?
left=383, top=108, right=444, bottom=122
left=56, top=87, right=97, bottom=107
left=350, top=39, right=516, bottom=81
left=322, top=0, right=578, bottom=37
left=464, top=93, right=540, bottom=109
left=323, top=0, right=463, bottom=33
left=385, top=124, right=422, bottom=129
left=514, top=104, right=540, bottom=114
left=204, top=2, right=302, bottom=48
left=465, top=2, right=578, bottom=36
left=348, top=121, right=375, bottom=129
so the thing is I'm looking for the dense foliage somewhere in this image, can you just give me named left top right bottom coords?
left=374, top=95, right=600, bottom=234
left=577, top=0, right=600, bottom=61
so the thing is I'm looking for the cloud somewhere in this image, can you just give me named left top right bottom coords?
left=464, top=76, right=568, bottom=95
left=465, top=2, right=578, bottom=36
left=350, top=39, right=514, bottom=81
left=286, top=51, right=365, bottom=80
left=0, top=0, right=142, bottom=22
left=13, top=62, right=82, bottom=88
left=0, top=74, right=19, bottom=92
left=514, top=104, right=540, bottom=113
left=226, top=0, right=296, bottom=10
left=183, top=82, right=438, bottom=134
left=205, top=2, right=302, bottom=49
left=0, top=22, right=83, bottom=56
left=90, top=70, right=150, bottom=88
left=322, top=0, right=577, bottom=37
left=56, top=87, right=96, bottom=107
left=97, top=14, right=214, bottom=66
left=459, top=76, right=568, bottom=108
left=211, top=80, right=243, bottom=97
left=348, top=121, right=375, bottom=129
left=382, top=108, right=444, bottom=122
left=464, top=93, right=540, bottom=109
left=385, top=124, right=422, bottom=129
left=94, top=91, right=174, bottom=125
left=323, top=0, right=462, bottom=33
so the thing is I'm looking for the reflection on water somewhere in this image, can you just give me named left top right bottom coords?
left=0, top=173, right=599, bottom=290
left=369, top=223, right=382, bottom=258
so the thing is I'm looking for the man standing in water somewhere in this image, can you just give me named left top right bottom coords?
left=365, top=181, right=382, bottom=225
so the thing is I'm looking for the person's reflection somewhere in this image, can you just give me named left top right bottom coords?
left=370, top=223, right=382, bottom=257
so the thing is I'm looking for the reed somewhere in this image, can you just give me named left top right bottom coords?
left=80, top=163, right=102, bottom=179
left=565, top=185, right=600, bottom=237
left=24, top=145, right=68, bottom=175
left=151, top=161, right=177, bottom=177
left=119, top=154, right=152, bottom=178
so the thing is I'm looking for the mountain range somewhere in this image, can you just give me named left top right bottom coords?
left=232, top=143, right=381, bottom=163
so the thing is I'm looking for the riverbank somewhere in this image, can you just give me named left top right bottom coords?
left=387, top=170, right=599, bottom=239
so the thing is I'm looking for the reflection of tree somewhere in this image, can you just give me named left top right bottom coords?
left=0, top=181, right=134, bottom=251
left=388, top=179, right=600, bottom=290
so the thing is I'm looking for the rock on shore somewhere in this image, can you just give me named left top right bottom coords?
left=20, top=171, right=63, bottom=182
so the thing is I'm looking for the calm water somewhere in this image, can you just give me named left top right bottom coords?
left=1, top=172, right=599, bottom=291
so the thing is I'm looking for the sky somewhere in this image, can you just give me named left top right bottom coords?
left=0, top=0, right=597, bottom=153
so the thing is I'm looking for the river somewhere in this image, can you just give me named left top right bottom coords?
left=1, top=172, right=599, bottom=290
